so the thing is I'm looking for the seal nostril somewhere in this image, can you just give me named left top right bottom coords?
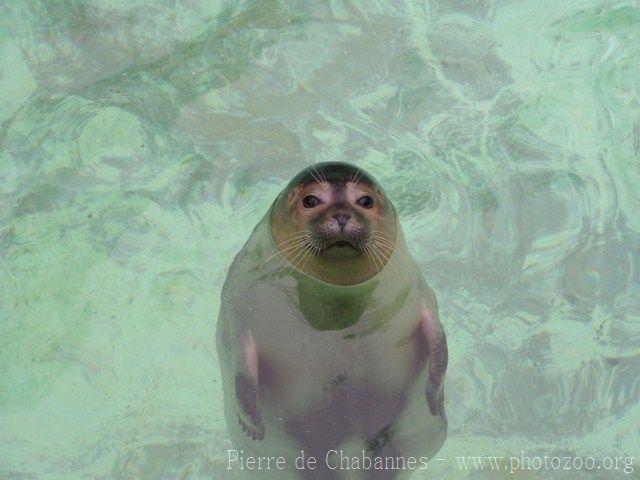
left=334, top=214, right=350, bottom=229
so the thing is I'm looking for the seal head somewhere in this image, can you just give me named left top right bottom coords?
left=270, top=162, right=397, bottom=286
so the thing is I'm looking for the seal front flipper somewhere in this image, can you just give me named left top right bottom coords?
left=420, top=307, right=448, bottom=416
left=235, top=331, right=265, bottom=440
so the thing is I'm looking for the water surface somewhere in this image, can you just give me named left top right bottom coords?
left=1, top=1, right=639, bottom=479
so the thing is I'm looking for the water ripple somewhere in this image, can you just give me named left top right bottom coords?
left=1, top=1, right=639, bottom=478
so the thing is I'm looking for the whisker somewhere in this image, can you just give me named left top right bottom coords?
left=375, top=242, right=402, bottom=279
left=369, top=236, right=411, bottom=265
left=260, top=244, right=305, bottom=269
left=275, top=239, right=311, bottom=254
left=367, top=242, right=386, bottom=272
left=260, top=235, right=311, bottom=269
left=277, top=248, right=304, bottom=277
left=368, top=233, right=401, bottom=251
left=273, top=232, right=312, bottom=246
left=369, top=229, right=394, bottom=239
left=307, top=166, right=322, bottom=184
left=368, top=237, right=397, bottom=253
left=369, top=234, right=396, bottom=250
left=282, top=240, right=311, bottom=270
left=315, top=164, right=327, bottom=183
left=353, top=169, right=363, bottom=186
left=272, top=229, right=312, bottom=245
left=295, top=247, right=315, bottom=277
left=363, top=245, right=377, bottom=271
left=281, top=241, right=313, bottom=280
left=311, top=164, right=326, bottom=184
left=371, top=242, right=402, bottom=283
left=369, top=233, right=394, bottom=244
left=369, top=239, right=409, bottom=277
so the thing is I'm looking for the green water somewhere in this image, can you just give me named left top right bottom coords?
left=1, top=1, right=639, bottom=479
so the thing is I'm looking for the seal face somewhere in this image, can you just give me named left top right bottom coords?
left=217, top=162, right=448, bottom=479
left=270, top=162, right=397, bottom=285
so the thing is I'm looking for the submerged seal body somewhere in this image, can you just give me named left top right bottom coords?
left=216, top=162, right=447, bottom=479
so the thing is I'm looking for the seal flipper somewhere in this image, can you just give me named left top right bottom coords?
left=235, top=331, right=265, bottom=440
left=420, top=308, right=448, bottom=416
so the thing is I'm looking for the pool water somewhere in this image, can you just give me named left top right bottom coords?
left=1, top=1, right=639, bottom=479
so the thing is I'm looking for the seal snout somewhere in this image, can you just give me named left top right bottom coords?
left=318, top=213, right=368, bottom=254
left=333, top=213, right=350, bottom=230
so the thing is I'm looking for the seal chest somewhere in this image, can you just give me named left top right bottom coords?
left=216, top=162, right=448, bottom=479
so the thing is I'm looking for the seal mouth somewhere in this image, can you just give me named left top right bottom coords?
left=326, top=240, right=358, bottom=250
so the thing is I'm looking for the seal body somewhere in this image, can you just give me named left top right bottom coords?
left=216, top=163, right=447, bottom=479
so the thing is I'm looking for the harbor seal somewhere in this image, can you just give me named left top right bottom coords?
left=216, top=162, right=447, bottom=479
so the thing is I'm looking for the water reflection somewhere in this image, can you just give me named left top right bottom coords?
left=0, top=1, right=638, bottom=479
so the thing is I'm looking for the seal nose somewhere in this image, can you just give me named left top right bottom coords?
left=334, top=214, right=350, bottom=230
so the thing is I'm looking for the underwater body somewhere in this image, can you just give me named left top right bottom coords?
left=217, top=162, right=447, bottom=479
left=1, top=1, right=639, bottom=479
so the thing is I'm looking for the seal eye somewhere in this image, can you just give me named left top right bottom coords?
left=357, top=196, right=374, bottom=209
left=302, top=195, right=321, bottom=208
